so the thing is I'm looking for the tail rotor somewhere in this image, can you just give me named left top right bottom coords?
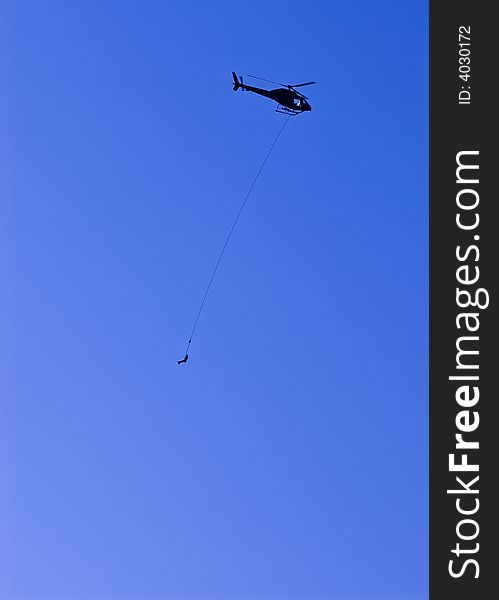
left=232, top=71, right=241, bottom=91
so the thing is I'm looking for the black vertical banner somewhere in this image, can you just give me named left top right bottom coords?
left=430, top=2, right=498, bottom=599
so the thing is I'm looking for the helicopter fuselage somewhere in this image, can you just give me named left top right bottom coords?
left=238, top=83, right=312, bottom=114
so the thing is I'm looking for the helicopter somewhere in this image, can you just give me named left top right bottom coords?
left=232, top=72, right=316, bottom=115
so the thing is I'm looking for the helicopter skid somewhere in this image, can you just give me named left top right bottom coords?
left=275, top=104, right=301, bottom=116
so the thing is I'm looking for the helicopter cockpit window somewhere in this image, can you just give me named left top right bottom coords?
left=294, top=98, right=301, bottom=107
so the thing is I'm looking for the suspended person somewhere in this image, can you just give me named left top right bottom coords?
left=177, top=354, right=189, bottom=365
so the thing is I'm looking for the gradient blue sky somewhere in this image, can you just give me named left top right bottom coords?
left=1, top=1, right=428, bottom=599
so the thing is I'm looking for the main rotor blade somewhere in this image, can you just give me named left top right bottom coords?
left=247, top=75, right=286, bottom=86
left=290, top=81, right=316, bottom=88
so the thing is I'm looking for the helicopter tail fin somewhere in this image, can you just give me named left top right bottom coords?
left=232, top=71, right=241, bottom=91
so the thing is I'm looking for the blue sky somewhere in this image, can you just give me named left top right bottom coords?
left=1, top=1, right=428, bottom=599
